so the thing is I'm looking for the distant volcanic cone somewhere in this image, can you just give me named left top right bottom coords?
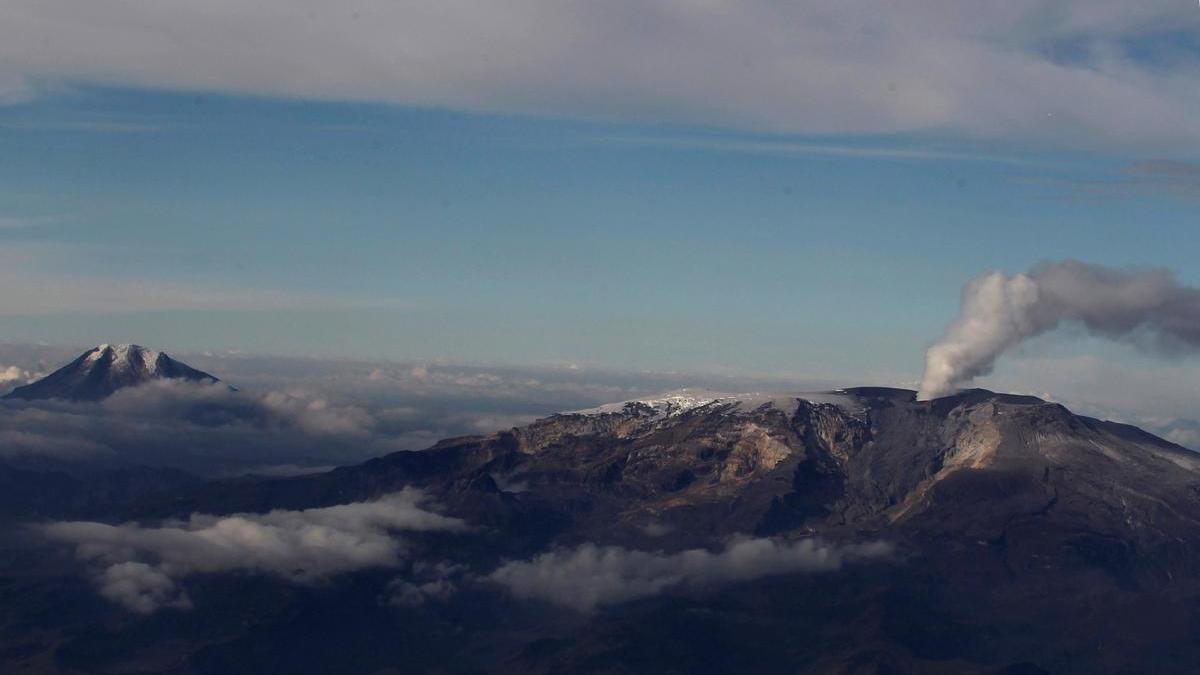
left=4, top=344, right=220, bottom=402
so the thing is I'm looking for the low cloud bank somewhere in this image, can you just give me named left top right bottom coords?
left=0, top=346, right=827, bottom=474
left=44, top=489, right=465, bottom=614
left=104, top=380, right=389, bottom=438
left=489, top=538, right=891, bottom=612
left=0, top=380, right=445, bottom=470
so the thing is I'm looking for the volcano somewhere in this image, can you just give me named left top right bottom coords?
left=3, top=344, right=220, bottom=402
left=9, top=386, right=1200, bottom=674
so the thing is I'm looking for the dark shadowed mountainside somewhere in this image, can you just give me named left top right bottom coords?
left=5, top=386, right=1200, bottom=673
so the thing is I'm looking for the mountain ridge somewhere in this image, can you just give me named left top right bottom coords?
left=8, top=383, right=1200, bottom=672
left=137, top=385, right=1200, bottom=543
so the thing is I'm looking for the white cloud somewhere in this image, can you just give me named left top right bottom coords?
left=97, top=562, right=192, bottom=615
left=101, top=379, right=378, bottom=436
left=489, top=537, right=891, bottom=612
left=0, top=365, right=35, bottom=384
left=0, top=378, right=430, bottom=466
left=0, top=1, right=1198, bottom=149
left=256, top=389, right=377, bottom=436
left=44, top=489, right=467, bottom=613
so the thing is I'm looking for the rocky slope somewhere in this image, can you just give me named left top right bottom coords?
left=9, top=386, right=1200, bottom=674
left=156, top=387, right=1200, bottom=552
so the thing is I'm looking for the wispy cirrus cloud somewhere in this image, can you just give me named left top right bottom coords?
left=0, top=2, right=1198, bottom=150
left=0, top=243, right=410, bottom=316
left=1126, top=160, right=1200, bottom=178
left=0, top=118, right=164, bottom=133
left=1122, top=159, right=1200, bottom=199
left=1016, top=159, right=1200, bottom=202
left=598, top=135, right=1034, bottom=164
left=0, top=275, right=410, bottom=316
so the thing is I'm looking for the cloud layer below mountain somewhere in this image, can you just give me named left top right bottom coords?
left=0, top=344, right=827, bottom=474
left=489, top=538, right=892, bottom=611
left=44, top=490, right=465, bottom=613
left=0, top=380, right=424, bottom=469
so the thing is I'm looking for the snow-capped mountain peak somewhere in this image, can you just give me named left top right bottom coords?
left=4, top=344, right=220, bottom=401
left=86, top=344, right=162, bottom=372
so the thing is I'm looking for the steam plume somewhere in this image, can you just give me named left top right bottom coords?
left=918, top=260, right=1200, bottom=400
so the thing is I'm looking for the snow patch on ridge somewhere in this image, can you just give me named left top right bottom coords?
left=572, top=389, right=729, bottom=418
left=88, top=344, right=163, bottom=375
left=572, top=389, right=862, bottom=419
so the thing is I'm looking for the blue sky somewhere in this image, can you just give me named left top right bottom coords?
left=1, top=1, right=1199, bottom=386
